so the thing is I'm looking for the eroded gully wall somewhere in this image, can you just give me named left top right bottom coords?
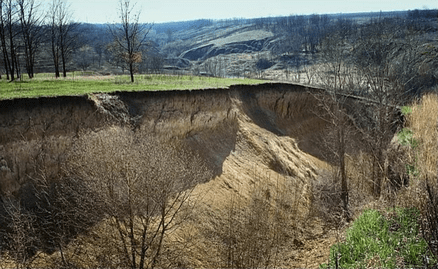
left=0, top=83, right=326, bottom=198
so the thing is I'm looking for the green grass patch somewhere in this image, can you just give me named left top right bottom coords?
left=401, top=105, right=413, bottom=115
left=321, top=208, right=434, bottom=269
left=0, top=73, right=266, bottom=100
left=397, top=128, right=418, bottom=148
left=397, top=127, right=420, bottom=176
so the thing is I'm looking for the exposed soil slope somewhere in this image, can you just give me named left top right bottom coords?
left=0, top=83, right=338, bottom=267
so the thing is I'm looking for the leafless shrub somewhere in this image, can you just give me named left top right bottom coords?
left=31, top=173, right=101, bottom=268
left=311, top=169, right=346, bottom=226
left=0, top=134, right=91, bottom=268
left=218, top=187, right=278, bottom=268
left=0, top=125, right=212, bottom=268
left=66, top=126, right=212, bottom=269
left=2, top=198, right=38, bottom=269
left=212, top=170, right=304, bottom=268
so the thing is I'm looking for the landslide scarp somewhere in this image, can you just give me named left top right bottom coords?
left=0, top=83, right=334, bottom=268
left=0, top=84, right=329, bottom=195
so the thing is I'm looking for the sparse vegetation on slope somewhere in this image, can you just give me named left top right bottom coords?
left=321, top=208, right=433, bottom=269
left=321, top=93, right=438, bottom=268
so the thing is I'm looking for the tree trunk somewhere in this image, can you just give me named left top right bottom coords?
left=14, top=52, right=20, bottom=80
left=53, top=53, right=60, bottom=78
left=51, top=38, right=60, bottom=78
left=62, top=54, right=67, bottom=77
left=138, top=227, right=148, bottom=269
left=1, top=45, right=11, bottom=80
left=61, top=42, right=67, bottom=77
left=129, top=63, right=134, bottom=83
left=24, top=41, right=34, bottom=79
left=9, top=33, right=15, bottom=81
left=151, top=208, right=167, bottom=269
left=338, top=124, right=349, bottom=219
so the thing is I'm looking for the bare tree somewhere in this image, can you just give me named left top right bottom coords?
left=48, top=1, right=60, bottom=78
left=75, top=45, right=93, bottom=71
left=352, top=19, right=409, bottom=197
left=203, top=57, right=220, bottom=77
left=67, top=127, right=211, bottom=269
left=107, top=41, right=128, bottom=73
left=214, top=172, right=304, bottom=269
left=316, top=31, right=353, bottom=219
left=94, top=41, right=105, bottom=68
left=31, top=173, right=101, bottom=268
left=17, top=0, right=44, bottom=79
left=3, top=198, right=38, bottom=269
left=108, top=0, right=151, bottom=82
left=48, top=0, right=77, bottom=78
left=0, top=135, right=102, bottom=269
left=148, top=54, right=163, bottom=74
left=0, top=0, right=9, bottom=80
left=0, top=0, right=20, bottom=81
left=303, top=61, right=317, bottom=85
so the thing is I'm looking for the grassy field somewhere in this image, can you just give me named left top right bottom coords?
left=0, top=73, right=266, bottom=100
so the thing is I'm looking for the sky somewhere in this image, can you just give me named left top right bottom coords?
left=64, top=0, right=438, bottom=24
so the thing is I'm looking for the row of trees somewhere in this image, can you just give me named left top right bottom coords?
left=0, top=0, right=78, bottom=80
left=0, top=0, right=155, bottom=82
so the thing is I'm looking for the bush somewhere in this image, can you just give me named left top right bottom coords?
left=66, top=127, right=212, bottom=268
left=321, top=208, right=434, bottom=268
left=311, top=170, right=345, bottom=226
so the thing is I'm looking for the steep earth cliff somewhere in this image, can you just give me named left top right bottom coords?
left=0, top=83, right=326, bottom=194
left=0, top=83, right=338, bottom=267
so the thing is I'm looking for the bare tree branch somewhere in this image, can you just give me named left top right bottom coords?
left=107, top=0, right=152, bottom=82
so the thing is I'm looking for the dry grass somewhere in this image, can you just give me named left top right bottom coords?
left=338, top=94, right=438, bottom=216
left=389, top=93, right=438, bottom=217
left=408, top=94, right=438, bottom=180
left=339, top=94, right=438, bottom=216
